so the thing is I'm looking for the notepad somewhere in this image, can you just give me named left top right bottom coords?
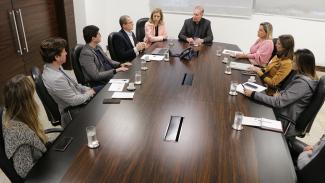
left=222, top=49, right=244, bottom=57
left=108, top=83, right=125, bottom=92
left=111, top=92, right=134, bottom=99
left=241, top=116, right=283, bottom=132
left=141, top=54, right=164, bottom=61
left=236, top=82, right=266, bottom=94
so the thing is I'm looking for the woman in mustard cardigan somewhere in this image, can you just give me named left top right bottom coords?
left=250, top=34, right=294, bottom=95
left=144, top=8, right=168, bottom=46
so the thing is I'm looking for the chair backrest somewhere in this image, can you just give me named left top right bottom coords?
left=70, top=44, right=87, bottom=85
left=107, top=32, right=119, bottom=61
left=271, top=38, right=278, bottom=59
left=298, top=144, right=325, bottom=183
left=30, top=66, right=61, bottom=126
left=136, top=17, right=149, bottom=42
left=0, top=107, right=24, bottom=182
left=295, top=75, right=325, bottom=134
left=279, top=70, right=297, bottom=91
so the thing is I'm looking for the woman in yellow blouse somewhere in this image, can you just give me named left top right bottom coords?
left=250, top=34, right=294, bottom=95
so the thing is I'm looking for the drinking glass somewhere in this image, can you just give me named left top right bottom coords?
left=232, top=112, right=243, bottom=130
left=86, top=126, right=99, bottom=148
left=229, top=81, right=238, bottom=95
left=141, top=60, right=148, bottom=70
left=135, top=71, right=141, bottom=85
left=164, top=51, right=170, bottom=61
left=216, top=49, right=222, bottom=56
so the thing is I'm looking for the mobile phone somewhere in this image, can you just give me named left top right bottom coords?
left=53, top=137, right=73, bottom=152
left=103, top=98, right=121, bottom=104
left=244, top=83, right=258, bottom=89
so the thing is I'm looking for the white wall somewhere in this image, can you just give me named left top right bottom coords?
left=73, top=0, right=325, bottom=66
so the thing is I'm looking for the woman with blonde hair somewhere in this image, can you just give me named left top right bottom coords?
left=236, top=22, right=274, bottom=66
left=144, top=8, right=168, bottom=46
left=2, top=74, right=47, bottom=178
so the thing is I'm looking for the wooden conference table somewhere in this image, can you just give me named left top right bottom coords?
left=26, top=40, right=297, bottom=182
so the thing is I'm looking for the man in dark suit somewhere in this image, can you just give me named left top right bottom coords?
left=113, top=15, right=146, bottom=63
left=178, top=6, right=213, bottom=45
left=79, top=25, right=131, bottom=87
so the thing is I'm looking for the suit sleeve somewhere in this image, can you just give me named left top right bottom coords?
left=262, top=61, right=292, bottom=87
left=53, top=76, right=92, bottom=106
left=203, top=21, right=213, bottom=43
left=253, top=79, right=310, bottom=108
left=113, top=33, right=136, bottom=61
left=178, top=20, right=188, bottom=42
left=79, top=50, right=115, bottom=81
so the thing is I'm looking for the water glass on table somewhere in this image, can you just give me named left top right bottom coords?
left=229, top=81, right=238, bottom=96
left=86, top=126, right=99, bottom=148
left=232, top=112, right=243, bottom=130
left=135, top=70, right=142, bottom=85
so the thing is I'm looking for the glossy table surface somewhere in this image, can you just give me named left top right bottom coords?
left=26, top=40, right=296, bottom=183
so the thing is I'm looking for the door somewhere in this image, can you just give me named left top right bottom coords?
left=13, top=0, right=60, bottom=73
left=0, top=0, right=25, bottom=103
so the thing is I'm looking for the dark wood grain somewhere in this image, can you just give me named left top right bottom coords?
left=26, top=41, right=297, bottom=183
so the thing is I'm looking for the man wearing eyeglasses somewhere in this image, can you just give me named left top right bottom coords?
left=113, top=15, right=146, bottom=63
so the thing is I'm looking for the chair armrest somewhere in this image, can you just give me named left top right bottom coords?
left=44, top=128, right=63, bottom=134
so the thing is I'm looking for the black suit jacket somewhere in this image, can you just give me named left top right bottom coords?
left=178, top=18, right=213, bottom=44
left=113, top=29, right=138, bottom=62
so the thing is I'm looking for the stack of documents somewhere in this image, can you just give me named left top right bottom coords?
left=241, top=116, right=283, bottom=132
left=236, top=82, right=266, bottom=94
left=111, top=92, right=135, bottom=99
left=230, top=62, right=252, bottom=71
left=222, top=49, right=244, bottom=57
left=141, top=54, right=164, bottom=61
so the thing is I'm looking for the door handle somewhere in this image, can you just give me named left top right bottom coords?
left=16, top=9, right=29, bottom=53
left=9, top=10, right=23, bottom=55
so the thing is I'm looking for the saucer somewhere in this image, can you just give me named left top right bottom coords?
left=224, top=71, right=232, bottom=75
left=248, top=79, right=256, bottom=83
left=127, top=86, right=136, bottom=91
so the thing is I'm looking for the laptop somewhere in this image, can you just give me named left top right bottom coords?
left=151, top=48, right=169, bottom=55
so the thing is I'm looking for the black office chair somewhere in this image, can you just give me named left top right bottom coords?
left=31, top=66, right=62, bottom=126
left=0, top=107, right=24, bottom=183
left=136, top=17, right=149, bottom=42
left=278, top=70, right=297, bottom=91
left=280, top=75, right=325, bottom=137
left=70, top=44, right=87, bottom=85
left=107, top=32, right=119, bottom=61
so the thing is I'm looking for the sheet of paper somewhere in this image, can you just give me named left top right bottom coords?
left=222, top=49, right=244, bottom=57
left=141, top=54, right=164, bottom=61
left=108, top=83, right=125, bottom=92
left=230, top=62, right=251, bottom=71
left=111, top=92, right=135, bottom=99
left=237, top=82, right=267, bottom=94
left=108, top=79, right=129, bottom=84
left=261, top=118, right=283, bottom=132
left=242, top=116, right=261, bottom=127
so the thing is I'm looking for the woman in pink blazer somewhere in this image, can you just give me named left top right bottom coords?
left=144, top=8, right=168, bottom=46
left=236, top=22, right=274, bottom=66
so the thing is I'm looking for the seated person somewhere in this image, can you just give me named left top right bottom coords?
left=244, top=49, right=319, bottom=135
left=41, top=38, right=95, bottom=127
left=249, top=34, right=294, bottom=95
left=235, top=22, right=274, bottom=66
left=2, top=74, right=48, bottom=178
left=178, top=5, right=213, bottom=45
left=297, top=134, right=325, bottom=170
left=113, top=15, right=146, bottom=63
left=80, top=25, right=131, bottom=87
left=144, top=8, right=168, bottom=46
